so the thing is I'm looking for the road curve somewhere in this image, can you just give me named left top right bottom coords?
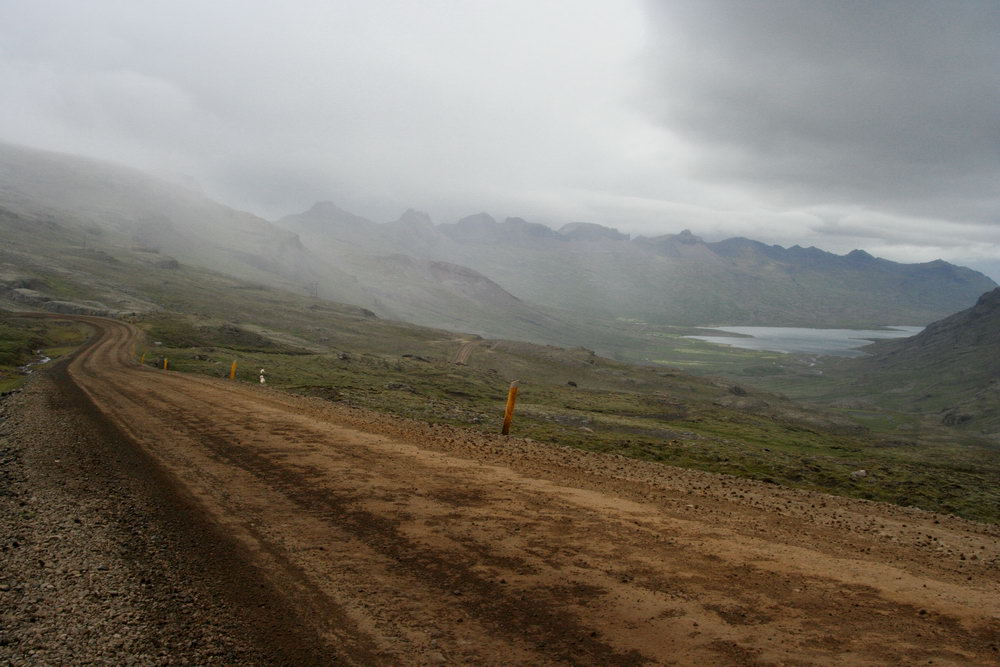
left=49, top=316, right=1000, bottom=664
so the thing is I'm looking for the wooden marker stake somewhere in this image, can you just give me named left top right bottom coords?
left=501, top=381, right=520, bottom=435
left=229, top=360, right=238, bottom=380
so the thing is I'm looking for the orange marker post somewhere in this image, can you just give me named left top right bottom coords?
left=501, top=381, right=520, bottom=435
left=229, top=360, right=238, bottom=380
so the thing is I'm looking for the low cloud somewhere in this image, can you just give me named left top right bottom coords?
left=0, top=1, right=997, bottom=278
left=639, top=0, right=1000, bottom=224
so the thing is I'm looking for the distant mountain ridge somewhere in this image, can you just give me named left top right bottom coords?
left=279, top=203, right=996, bottom=328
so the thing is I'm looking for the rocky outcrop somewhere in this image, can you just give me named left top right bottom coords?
left=7, top=288, right=50, bottom=305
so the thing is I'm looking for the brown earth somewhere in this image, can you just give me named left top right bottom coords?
left=6, top=315, right=1000, bottom=664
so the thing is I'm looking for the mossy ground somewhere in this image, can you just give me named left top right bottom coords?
left=0, top=315, right=90, bottom=392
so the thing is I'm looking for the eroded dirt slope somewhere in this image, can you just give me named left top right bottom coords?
left=7, top=316, right=1000, bottom=664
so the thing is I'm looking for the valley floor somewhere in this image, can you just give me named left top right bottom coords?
left=1, top=316, right=998, bottom=665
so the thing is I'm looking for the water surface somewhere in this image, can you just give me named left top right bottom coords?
left=686, top=326, right=923, bottom=357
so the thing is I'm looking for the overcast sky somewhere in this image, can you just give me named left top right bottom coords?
left=2, top=0, right=998, bottom=277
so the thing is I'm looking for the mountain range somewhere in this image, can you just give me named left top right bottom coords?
left=278, top=202, right=995, bottom=329
left=1, top=141, right=995, bottom=353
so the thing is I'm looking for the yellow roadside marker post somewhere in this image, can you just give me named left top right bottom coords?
left=229, top=360, right=238, bottom=380
left=163, top=358, right=169, bottom=370
left=501, top=381, right=520, bottom=435
left=139, top=352, right=146, bottom=365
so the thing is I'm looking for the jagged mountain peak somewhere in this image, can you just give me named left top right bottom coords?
left=443, top=212, right=561, bottom=243
left=847, top=248, right=875, bottom=260
left=284, top=202, right=377, bottom=233
left=395, top=208, right=433, bottom=226
left=456, top=212, right=498, bottom=227
left=501, top=217, right=562, bottom=239
left=673, top=229, right=703, bottom=244
left=972, top=286, right=1000, bottom=310
left=558, top=222, right=630, bottom=242
left=307, top=200, right=349, bottom=214
left=636, top=229, right=705, bottom=246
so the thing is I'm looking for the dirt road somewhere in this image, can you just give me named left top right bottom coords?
left=35, top=317, right=1000, bottom=663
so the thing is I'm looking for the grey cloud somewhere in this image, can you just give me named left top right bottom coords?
left=0, top=1, right=997, bottom=279
left=0, top=0, right=649, bottom=221
left=641, top=0, right=1000, bottom=223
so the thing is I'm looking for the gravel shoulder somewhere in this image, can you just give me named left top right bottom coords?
left=0, top=354, right=341, bottom=664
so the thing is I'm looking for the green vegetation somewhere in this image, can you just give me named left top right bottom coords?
left=0, top=314, right=89, bottom=391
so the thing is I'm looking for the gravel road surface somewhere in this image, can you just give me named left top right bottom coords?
left=2, top=315, right=998, bottom=664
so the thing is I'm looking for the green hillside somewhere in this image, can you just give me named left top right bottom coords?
left=845, top=288, right=1000, bottom=434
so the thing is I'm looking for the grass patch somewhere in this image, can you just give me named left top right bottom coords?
left=0, top=314, right=90, bottom=391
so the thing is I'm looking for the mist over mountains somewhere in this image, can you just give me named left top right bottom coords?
left=1, top=142, right=995, bottom=350
left=279, top=201, right=995, bottom=329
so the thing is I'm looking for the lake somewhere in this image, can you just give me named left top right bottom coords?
left=686, top=325, right=924, bottom=357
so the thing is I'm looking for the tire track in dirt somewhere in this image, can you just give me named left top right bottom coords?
left=39, top=315, right=1000, bottom=664
left=450, top=339, right=479, bottom=365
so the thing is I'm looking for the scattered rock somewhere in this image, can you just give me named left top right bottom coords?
left=43, top=300, right=112, bottom=316
left=850, top=469, right=868, bottom=479
left=7, top=288, right=51, bottom=305
left=941, top=411, right=973, bottom=426
left=0, top=375, right=295, bottom=664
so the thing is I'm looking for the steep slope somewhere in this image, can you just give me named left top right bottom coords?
left=850, top=288, right=1000, bottom=432
left=0, top=141, right=325, bottom=287
left=0, top=143, right=579, bottom=343
left=280, top=205, right=996, bottom=327
left=335, top=254, right=583, bottom=343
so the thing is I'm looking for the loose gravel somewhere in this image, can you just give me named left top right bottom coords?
left=0, top=371, right=336, bottom=665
